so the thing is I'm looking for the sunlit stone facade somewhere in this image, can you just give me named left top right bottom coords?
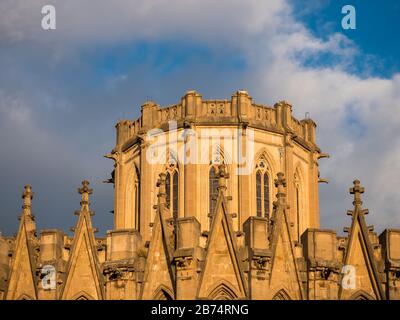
left=1, top=91, right=399, bottom=300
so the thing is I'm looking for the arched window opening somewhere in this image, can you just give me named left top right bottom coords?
left=256, top=171, right=262, bottom=217
left=294, top=171, right=302, bottom=241
left=264, top=173, right=270, bottom=220
left=133, top=165, right=140, bottom=231
left=255, top=157, right=271, bottom=219
left=165, top=172, right=171, bottom=208
left=162, top=154, right=179, bottom=219
left=296, top=186, right=300, bottom=241
left=134, top=183, right=140, bottom=230
left=173, top=171, right=179, bottom=220
left=209, top=166, right=219, bottom=228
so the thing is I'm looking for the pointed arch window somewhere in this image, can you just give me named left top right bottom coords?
left=166, top=172, right=171, bottom=207
left=256, top=171, right=262, bottom=217
left=296, top=186, right=300, bottom=239
left=294, top=172, right=301, bottom=241
left=164, top=158, right=179, bottom=219
left=263, top=173, right=270, bottom=219
left=134, top=184, right=139, bottom=230
left=133, top=166, right=140, bottom=231
left=209, top=166, right=219, bottom=227
left=255, top=158, right=271, bottom=219
left=172, top=171, right=178, bottom=220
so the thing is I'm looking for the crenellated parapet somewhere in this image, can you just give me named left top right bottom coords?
left=113, top=90, right=318, bottom=153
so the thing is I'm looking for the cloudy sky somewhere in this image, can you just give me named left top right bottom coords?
left=0, top=0, right=399, bottom=236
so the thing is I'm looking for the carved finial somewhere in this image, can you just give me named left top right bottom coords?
left=275, top=172, right=286, bottom=193
left=20, top=185, right=36, bottom=233
left=217, top=163, right=229, bottom=194
left=350, top=179, right=364, bottom=209
left=78, top=180, right=93, bottom=212
left=274, top=172, right=287, bottom=205
left=22, top=185, right=33, bottom=213
left=156, top=172, right=167, bottom=208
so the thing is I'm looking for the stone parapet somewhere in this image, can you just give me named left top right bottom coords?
left=114, top=90, right=318, bottom=153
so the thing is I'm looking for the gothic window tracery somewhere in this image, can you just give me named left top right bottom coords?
left=255, top=156, right=271, bottom=219
left=209, top=166, right=219, bottom=226
left=209, top=146, right=225, bottom=228
left=164, top=156, right=179, bottom=219
left=134, top=184, right=139, bottom=228
left=134, top=166, right=140, bottom=231
left=294, top=171, right=301, bottom=241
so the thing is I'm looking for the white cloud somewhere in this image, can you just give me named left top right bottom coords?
left=0, top=0, right=286, bottom=46
left=250, top=30, right=400, bottom=230
left=0, top=0, right=399, bottom=233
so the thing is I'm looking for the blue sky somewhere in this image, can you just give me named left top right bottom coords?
left=0, top=0, right=399, bottom=236
left=292, top=0, right=400, bottom=77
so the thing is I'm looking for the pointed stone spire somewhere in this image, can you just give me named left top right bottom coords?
left=6, top=185, right=38, bottom=300
left=62, top=180, right=103, bottom=300
left=156, top=172, right=167, bottom=210
left=217, top=163, right=229, bottom=195
left=78, top=180, right=93, bottom=213
left=340, top=179, right=384, bottom=300
left=274, top=172, right=287, bottom=207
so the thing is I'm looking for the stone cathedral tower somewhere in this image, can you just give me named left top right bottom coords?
left=1, top=90, right=399, bottom=300
left=111, top=90, right=322, bottom=242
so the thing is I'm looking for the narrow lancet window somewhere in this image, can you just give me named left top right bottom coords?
left=173, top=171, right=178, bottom=220
left=209, top=166, right=219, bottom=226
left=256, top=171, right=262, bottom=217
left=255, top=157, right=271, bottom=220
left=165, top=172, right=171, bottom=209
left=264, top=173, right=270, bottom=219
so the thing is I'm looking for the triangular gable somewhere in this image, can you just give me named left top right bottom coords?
left=269, top=205, right=303, bottom=300
left=339, top=213, right=385, bottom=299
left=5, top=219, right=38, bottom=300
left=339, top=180, right=385, bottom=300
left=60, top=211, right=104, bottom=300
left=141, top=207, right=175, bottom=300
left=197, top=189, right=247, bottom=299
left=268, top=173, right=303, bottom=300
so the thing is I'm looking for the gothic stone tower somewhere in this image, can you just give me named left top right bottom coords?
left=1, top=90, right=400, bottom=300
left=110, top=90, right=322, bottom=244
